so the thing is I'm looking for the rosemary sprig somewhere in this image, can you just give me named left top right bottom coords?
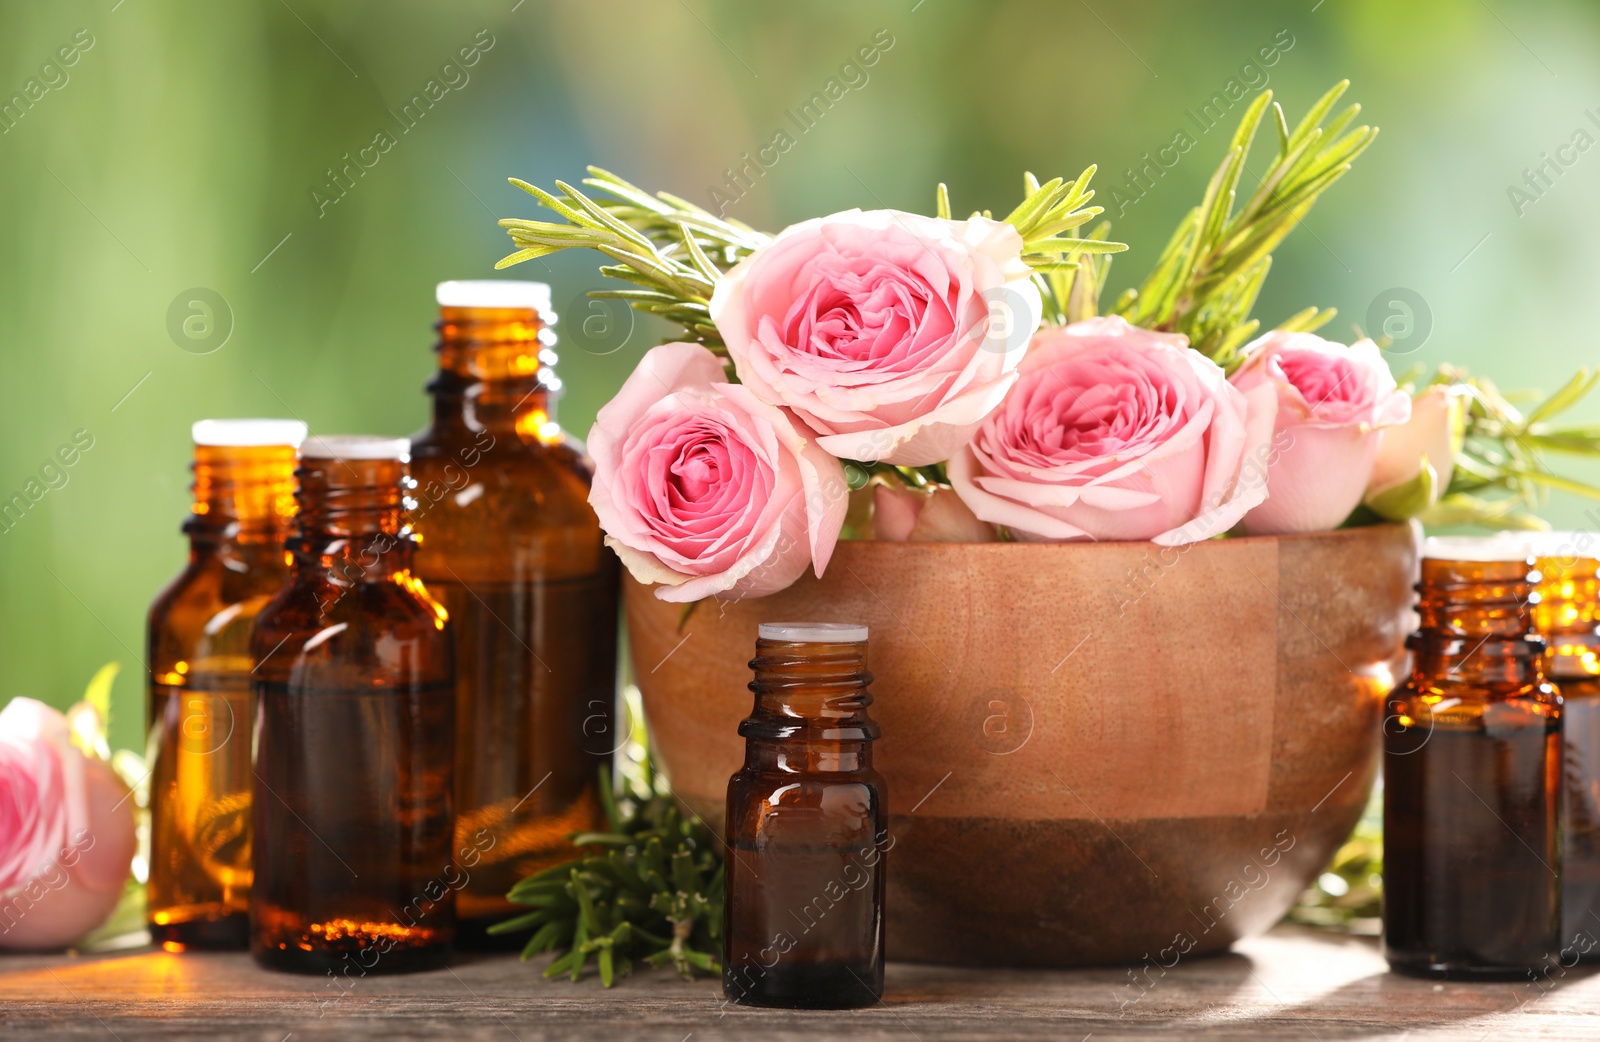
left=1425, top=365, right=1600, bottom=529
left=498, top=165, right=1126, bottom=351
left=953, top=166, right=1128, bottom=272
left=497, top=167, right=770, bottom=349
left=491, top=758, right=724, bottom=986
left=1110, top=80, right=1376, bottom=369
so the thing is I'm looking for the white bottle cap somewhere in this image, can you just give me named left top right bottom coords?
left=299, top=435, right=410, bottom=461
left=758, top=622, right=869, bottom=643
left=191, top=419, right=308, bottom=447
left=1522, top=530, right=1600, bottom=561
left=436, top=280, right=552, bottom=312
left=1421, top=534, right=1534, bottom=563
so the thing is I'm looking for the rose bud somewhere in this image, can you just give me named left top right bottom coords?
left=1363, top=384, right=1468, bottom=521
left=1231, top=331, right=1412, bottom=535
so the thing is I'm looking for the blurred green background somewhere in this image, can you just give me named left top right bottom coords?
left=3, top=0, right=1599, bottom=752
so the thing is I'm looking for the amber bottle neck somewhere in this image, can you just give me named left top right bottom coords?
left=186, top=443, right=298, bottom=545
left=1408, top=556, right=1547, bottom=692
left=742, top=639, right=878, bottom=773
left=429, top=305, right=557, bottom=440
left=291, top=457, right=415, bottom=581
left=1534, top=554, right=1600, bottom=679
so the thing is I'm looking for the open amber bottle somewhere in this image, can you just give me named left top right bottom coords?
left=1532, top=533, right=1600, bottom=956
left=724, top=622, right=887, bottom=1010
left=146, top=418, right=305, bottom=951
left=1383, top=537, right=1562, bottom=979
left=250, top=436, right=456, bottom=975
left=409, top=281, right=619, bottom=947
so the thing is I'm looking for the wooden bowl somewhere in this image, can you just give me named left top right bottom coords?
left=626, top=523, right=1418, bottom=967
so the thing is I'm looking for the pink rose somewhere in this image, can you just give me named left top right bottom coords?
left=0, top=697, right=136, bottom=950
left=949, top=316, right=1278, bottom=543
left=588, top=342, right=848, bottom=602
left=1232, top=331, right=1412, bottom=535
left=709, top=209, right=1042, bottom=466
left=872, top=484, right=997, bottom=543
left=1364, top=384, right=1467, bottom=517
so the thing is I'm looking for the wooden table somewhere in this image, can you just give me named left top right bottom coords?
left=2, top=925, right=1596, bottom=1040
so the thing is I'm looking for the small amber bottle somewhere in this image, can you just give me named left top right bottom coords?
left=409, top=281, right=619, bottom=947
left=1384, top=537, right=1562, bottom=979
left=147, top=418, right=305, bottom=951
left=1531, top=534, right=1600, bottom=956
left=250, top=436, right=457, bottom=975
left=723, top=622, right=887, bottom=1009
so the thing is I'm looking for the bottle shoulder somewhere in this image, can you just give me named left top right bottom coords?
left=148, top=548, right=291, bottom=669
left=252, top=570, right=450, bottom=657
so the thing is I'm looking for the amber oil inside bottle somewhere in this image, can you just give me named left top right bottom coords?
left=250, top=437, right=457, bottom=975
left=1384, top=545, right=1562, bottom=979
left=1533, top=541, right=1600, bottom=958
left=147, top=419, right=305, bottom=951
left=409, top=282, right=619, bottom=948
left=723, top=622, right=887, bottom=1010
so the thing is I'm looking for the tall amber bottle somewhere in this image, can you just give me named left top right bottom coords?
left=409, top=281, right=619, bottom=947
left=724, top=622, right=887, bottom=1010
left=250, top=436, right=456, bottom=975
left=1531, top=534, right=1600, bottom=956
left=1384, top=537, right=1562, bottom=979
left=147, top=418, right=305, bottom=950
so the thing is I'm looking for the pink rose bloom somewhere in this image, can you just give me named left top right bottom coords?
left=949, top=316, right=1278, bottom=543
left=0, top=697, right=136, bottom=950
left=709, top=209, right=1042, bottom=467
left=1365, top=384, right=1466, bottom=506
left=872, top=484, right=997, bottom=543
left=588, top=342, right=848, bottom=602
left=1232, top=331, right=1412, bottom=535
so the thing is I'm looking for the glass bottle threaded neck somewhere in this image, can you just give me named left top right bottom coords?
left=294, top=457, right=412, bottom=539
left=1414, top=556, right=1540, bottom=638
left=189, top=443, right=299, bottom=541
left=432, top=304, right=559, bottom=442
left=1534, top=552, right=1600, bottom=677
left=742, top=635, right=878, bottom=743
left=1409, top=555, right=1545, bottom=687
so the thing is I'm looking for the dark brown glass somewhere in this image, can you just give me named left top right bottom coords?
left=1534, top=550, right=1600, bottom=958
left=409, top=300, right=619, bottom=947
left=1384, top=554, right=1562, bottom=979
left=250, top=448, right=457, bottom=975
left=723, top=628, right=887, bottom=1010
left=147, top=436, right=299, bottom=950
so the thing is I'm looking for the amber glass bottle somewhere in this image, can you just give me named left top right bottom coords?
left=409, top=281, right=619, bottom=947
left=1384, top=538, right=1562, bottom=979
left=723, top=623, right=887, bottom=1010
left=250, top=436, right=456, bottom=975
left=1532, top=535, right=1600, bottom=956
left=146, top=418, right=305, bottom=951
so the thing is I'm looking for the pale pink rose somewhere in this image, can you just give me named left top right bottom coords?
left=709, top=209, right=1042, bottom=467
left=588, top=342, right=848, bottom=602
left=0, top=697, right=136, bottom=950
left=949, top=316, right=1278, bottom=544
left=872, top=484, right=997, bottom=543
left=1232, top=331, right=1412, bottom=535
left=1365, top=384, right=1466, bottom=501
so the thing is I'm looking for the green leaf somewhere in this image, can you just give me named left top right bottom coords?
left=82, top=662, right=119, bottom=725
left=494, top=245, right=559, bottom=270
left=1527, top=368, right=1599, bottom=425
left=1365, top=460, right=1439, bottom=522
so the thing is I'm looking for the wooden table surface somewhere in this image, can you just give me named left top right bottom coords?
left=2, top=925, right=1596, bottom=1041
